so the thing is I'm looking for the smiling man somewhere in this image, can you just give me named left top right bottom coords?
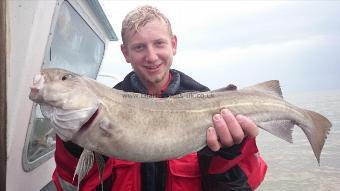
left=120, top=18, right=175, bottom=96
left=112, top=5, right=267, bottom=191
left=51, top=5, right=267, bottom=191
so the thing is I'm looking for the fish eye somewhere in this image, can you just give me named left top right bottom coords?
left=61, top=74, right=73, bottom=81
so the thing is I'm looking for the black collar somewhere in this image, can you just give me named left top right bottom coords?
left=130, top=70, right=181, bottom=97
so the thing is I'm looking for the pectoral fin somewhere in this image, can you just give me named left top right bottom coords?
left=73, top=149, right=94, bottom=190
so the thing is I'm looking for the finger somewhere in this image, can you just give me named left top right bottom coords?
left=213, top=113, right=233, bottom=147
left=206, top=127, right=221, bottom=151
left=236, top=115, right=259, bottom=137
left=221, top=109, right=245, bottom=144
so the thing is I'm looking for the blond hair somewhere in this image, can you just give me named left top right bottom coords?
left=121, top=5, right=173, bottom=44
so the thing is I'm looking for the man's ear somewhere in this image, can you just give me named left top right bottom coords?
left=171, top=35, right=178, bottom=55
left=121, top=44, right=131, bottom=63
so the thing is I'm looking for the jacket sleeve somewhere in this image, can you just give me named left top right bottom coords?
left=198, top=138, right=267, bottom=191
left=52, top=136, right=113, bottom=191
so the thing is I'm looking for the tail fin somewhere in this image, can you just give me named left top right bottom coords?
left=301, top=110, right=332, bottom=164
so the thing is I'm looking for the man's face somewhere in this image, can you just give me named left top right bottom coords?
left=121, top=19, right=177, bottom=89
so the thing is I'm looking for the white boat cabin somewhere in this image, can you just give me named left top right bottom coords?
left=1, top=0, right=118, bottom=190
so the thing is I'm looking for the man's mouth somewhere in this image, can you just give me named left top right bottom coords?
left=144, top=64, right=161, bottom=71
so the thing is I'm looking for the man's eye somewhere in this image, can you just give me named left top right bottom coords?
left=61, top=74, right=73, bottom=81
left=133, top=45, right=144, bottom=51
left=156, top=41, right=165, bottom=46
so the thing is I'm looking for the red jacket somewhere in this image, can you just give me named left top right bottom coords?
left=53, top=136, right=266, bottom=191
left=109, top=138, right=266, bottom=191
left=53, top=136, right=113, bottom=191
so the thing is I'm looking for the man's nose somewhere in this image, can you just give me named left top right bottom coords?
left=145, top=47, right=158, bottom=63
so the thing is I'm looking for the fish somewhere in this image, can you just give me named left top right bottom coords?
left=29, top=68, right=331, bottom=185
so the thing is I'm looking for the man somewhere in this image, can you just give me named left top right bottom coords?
left=113, top=5, right=267, bottom=191
left=52, top=5, right=267, bottom=191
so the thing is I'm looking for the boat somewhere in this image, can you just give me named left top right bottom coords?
left=0, top=0, right=118, bottom=190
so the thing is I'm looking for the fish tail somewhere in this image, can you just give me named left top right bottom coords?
left=301, top=110, right=332, bottom=164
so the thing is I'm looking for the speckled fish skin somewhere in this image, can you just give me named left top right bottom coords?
left=29, top=68, right=332, bottom=163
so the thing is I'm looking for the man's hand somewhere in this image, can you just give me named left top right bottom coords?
left=207, top=108, right=259, bottom=151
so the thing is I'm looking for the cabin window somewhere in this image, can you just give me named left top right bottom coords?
left=23, top=0, right=105, bottom=171
left=23, top=104, right=56, bottom=172
left=44, top=1, right=105, bottom=78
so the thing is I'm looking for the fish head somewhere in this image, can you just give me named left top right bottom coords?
left=29, top=68, right=100, bottom=141
left=29, top=68, right=99, bottom=108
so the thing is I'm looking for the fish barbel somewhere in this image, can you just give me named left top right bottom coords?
left=29, top=68, right=331, bottom=164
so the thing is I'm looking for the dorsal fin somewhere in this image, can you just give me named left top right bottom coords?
left=244, top=80, right=283, bottom=98
left=213, top=84, right=237, bottom=92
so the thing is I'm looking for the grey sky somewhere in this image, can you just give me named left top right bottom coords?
left=99, top=1, right=340, bottom=93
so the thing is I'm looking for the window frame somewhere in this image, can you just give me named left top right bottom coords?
left=22, top=0, right=107, bottom=172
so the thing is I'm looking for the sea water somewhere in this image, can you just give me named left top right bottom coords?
left=257, top=90, right=340, bottom=191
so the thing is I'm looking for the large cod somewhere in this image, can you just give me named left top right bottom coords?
left=29, top=68, right=331, bottom=186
